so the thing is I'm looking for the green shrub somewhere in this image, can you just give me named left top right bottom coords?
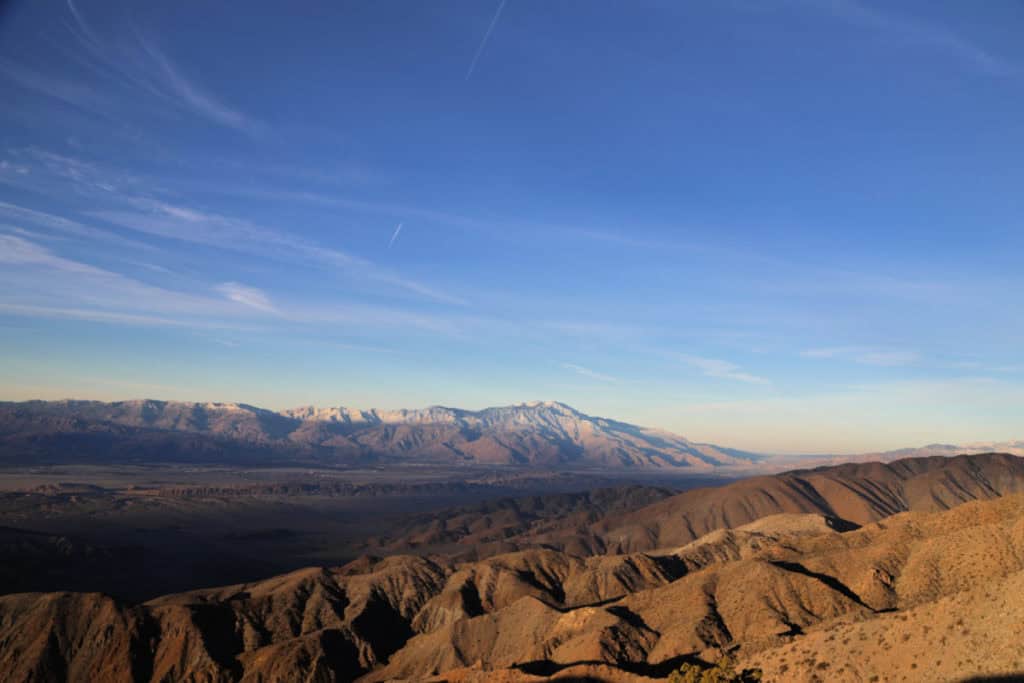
left=666, top=655, right=763, bottom=683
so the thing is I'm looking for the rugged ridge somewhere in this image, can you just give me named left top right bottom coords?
left=3, top=454, right=1024, bottom=681
left=574, top=452, right=1024, bottom=553
left=361, top=452, right=1024, bottom=558
left=0, top=399, right=763, bottom=468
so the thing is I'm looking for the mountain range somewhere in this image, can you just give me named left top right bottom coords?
left=0, top=399, right=763, bottom=468
left=2, top=398, right=1022, bottom=476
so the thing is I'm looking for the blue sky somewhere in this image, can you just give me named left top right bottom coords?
left=2, top=0, right=1023, bottom=453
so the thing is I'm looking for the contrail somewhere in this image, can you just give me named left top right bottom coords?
left=388, top=222, right=403, bottom=248
left=465, top=0, right=507, bottom=80
left=66, top=0, right=102, bottom=48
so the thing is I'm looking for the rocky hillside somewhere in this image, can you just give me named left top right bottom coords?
left=2, top=453, right=1024, bottom=681
left=3, top=481, right=1024, bottom=681
left=0, top=399, right=762, bottom=468
left=577, top=452, right=1024, bottom=553
left=362, top=452, right=1024, bottom=559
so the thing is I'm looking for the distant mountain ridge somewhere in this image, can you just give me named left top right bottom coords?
left=770, top=440, right=1024, bottom=469
left=866, top=440, right=1024, bottom=459
left=0, top=399, right=763, bottom=468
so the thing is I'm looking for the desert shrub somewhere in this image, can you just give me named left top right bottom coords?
left=666, top=655, right=763, bottom=683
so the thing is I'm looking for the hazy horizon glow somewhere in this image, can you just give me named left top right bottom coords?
left=2, top=1, right=1023, bottom=454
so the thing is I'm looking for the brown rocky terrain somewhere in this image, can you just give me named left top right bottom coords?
left=357, top=484, right=677, bottom=559
left=364, top=452, right=1024, bottom=559
left=576, top=452, right=1024, bottom=553
left=2, top=453, right=1024, bottom=682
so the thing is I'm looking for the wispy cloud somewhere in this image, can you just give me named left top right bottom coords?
left=0, top=303, right=256, bottom=331
left=89, top=198, right=465, bottom=305
left=0, top=234, right=111, bottom=275
left=801, top=346, right=858, bottom=359
left=0, top=57, right=113, bottom=117
left=801, top=346, right=919, bottom=367
left=135, top=35, right=267, bottom=137
left=855, top=350, right=920, bottom=367
left=814, top=0, right=1017, bottom=76
left=1, top=148, right=145, bottom=198
left=177, top=183, right=968, bottom=312
left=0, top=235, right=469, bottom=336
left=939, top=360, right=1023, bottom=375
left=216, top=282, right=277, bottom=313
left=679, top=354, right=768, bottom=384
left=65, top=0, right=102, bottom=48
left=466, top=0, right=508, bottom=80
left=2, top=2, right=267, bottom=136
left=561, top=363, right=616, bottom=382
left=3, top=149, right=467, bottom=308
left=0, top=200, right=154, bottom=251
left=0, top=160, right=30, bottom=175
left=214, top=187, right=498, bottom=236
left=0, top=235, right=254, bottom=319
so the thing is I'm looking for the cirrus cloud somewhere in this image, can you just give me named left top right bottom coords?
left=215, top=282, right=277, bottom=313
left=678, top=354, right=768, bottom=384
